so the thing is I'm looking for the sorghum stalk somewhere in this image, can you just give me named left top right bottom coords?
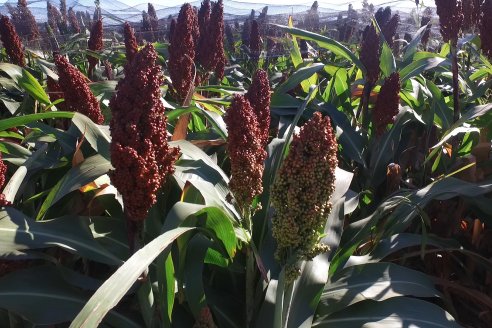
left=109, top=44, right=179, bottom=252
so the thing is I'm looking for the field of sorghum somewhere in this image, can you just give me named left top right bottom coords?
left=0, top=0, right=492, bottom=327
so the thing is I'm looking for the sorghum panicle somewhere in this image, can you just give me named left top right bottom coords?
left=0, top=15, right=25, bottom=67
left=463, top=0, right=481, bottom=31
left=168, top=18, right=176, bottom=42
left=123, top=22, right=138, bottom=63
left=360, top=24, right=381, bottom=84
left=148, top=3, right=158, bottom=31
left=68, top=7, right=80, bottom=33
left=249, top=19, right=261, bottom=56
left=196, top=0, right=211, bottom=67
left=271, top=112, right=338, bottom=283
left=382, top=14, right=399, bottom=47
left=47, top=1, right=61, bottom=33
left=246, top=69, right=271, bottom=148
left=375, top=6, right=392, bottom=28
left=87, top=19, right=103, bottom=75
left=8, top=0, right=40, bottom=41
left=47, top=76, right=67, bottom=111
left=435, top=0, right=463, bottom=44
left=104, top=60, right=113, bottom=80
left=54, top=54, right=104, bottom=124
left=169, top=3, right=199, bottom=102
left=372, top=72, right=401, bottom=136
left=421, top=16, right=432, bottom=47
left=203, top=0, right=226, bottom=80
left=481, top=0, right=492, bottom=58
left=224, top=95, right=266, bottom=211
left=241, top=19, right=251, bottom=47
left=109, top=44, right=179, bottom=221
left=225, top=23, right=234, bottom=50
left=0, top=153, right=11, bottom=207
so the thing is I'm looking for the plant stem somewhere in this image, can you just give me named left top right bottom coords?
left=451, top=44, right=460, bottom=123
left=246, top=246, right=255, bottom=327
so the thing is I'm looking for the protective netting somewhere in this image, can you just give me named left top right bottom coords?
left=0, top=0, right=436, bottom=52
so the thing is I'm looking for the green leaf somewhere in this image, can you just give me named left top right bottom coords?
left=400, top=57, right=450, bottom=83
left=0, top=112, right=75, bottom=131
left=313, top=297, right=460, bottom=327
left=0, top=208, right=122, bottom=265
left=273, top=25, right=365, bottom=72
left=0, top=265, right=140, bottom=327
left=184, top=235, right=212, bottom=317
left=18, top=69, right=51, bottom=105
left=70, top=227, right=195, bottom=328
left=71, top=112, right=111, bottom=161
left=380, top=41, right=396, bottom=78
left=36, top=154, right=112, bottom=220
left=318, top=263, right=440, bottom=316
left=274, top=63, right=324, bottom=95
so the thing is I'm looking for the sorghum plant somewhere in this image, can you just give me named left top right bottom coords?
left=0, top=15, right=25, bottom=67
left=271, top=112, right=338, bottom=283
left=224, top=94, right=266, bottom=215
left=249, top=19, right=261, bottom=60
left=87, top=19, right=103, bottom=77
left=123, top=22, right=138, bottom=63
left=68, top=7, right=80, bottom=34
left=481, top=0, right=492, bottom=59
left=169, top=3, right=199, bottom=103
left=196, top=0, right=211, bottom=67
left=246, top=69, right=271, bottom=148
left=0, top=154, right=10, bottom=207
left=372, top=72, right=401, bottom=136
left=203, top=0, right=226, bottom=80
left=435, top=0, right=463, bottom=122
left=7, top=0, right=40, bottom=41
left=54, top=54, right=104, bottom=124
left=109, top=43, right=179, bottom=235
left=382, top=13, right=399, bottom=47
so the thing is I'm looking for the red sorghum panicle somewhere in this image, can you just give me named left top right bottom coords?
left=0, top=153, right=11, bottom=207
left=87, top=19, right=103, bottom=75
left=375, top=6, right=392, bottom=28
left=169, top=3, right=199, bottom=102
left=148, top=3, right=158, bottom=32
left=241, top=19, right=251, bottom=47
left=224, top=94, right=266, bottom=211
left=372, top=72, right=401, bottom=136
left=463, top=0, right=481, bottom=31
left=382, top=14, right=399, bottom=47
left=435, top=0, right=463, bottom=45
left=196, top=0, right=211, bottom=67
left=124, top=22, right=138, bottom=63
left=421, top=15, right=432, bottom=47
left=271, top=112, right=338, bottom=283
left=202, top=0, right=226, bottom=79
left=54, top=54, right=104, bottom=124
left=109, top=44, right=179, bottom=221
left=225, top=23, right=234, bottom=50
left=104, top=60, right=113, bottom=80
left=246, top=69, right=270, bottom=148
left=47, top=1, right=61, bottom=33
left=7, top=0, right=40, bottom=41
left=481, top=0, right=492, bottom=58
left=360, top=24, right=380, bottom=84
left=249, top=19, right=261, bottom=57
left=0, top=15, right=25, bottom=67
left=47, top=76, right=67, bottom=111
left=68, top=7, right=80, bottom=33
left=168, top=18, right=176, bottom=42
